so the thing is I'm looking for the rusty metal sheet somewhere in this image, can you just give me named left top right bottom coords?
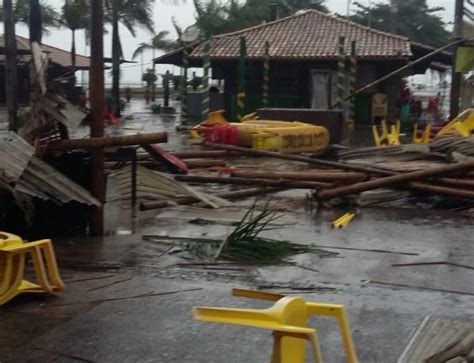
left=15, top=156, right=100, bottom=206
left=398, top=316, right=474, bottom=363
left=0, top=131, right=34, bottom=182
left=0, top=131, right=99, bottom=206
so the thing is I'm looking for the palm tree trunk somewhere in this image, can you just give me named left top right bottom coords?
left=152, top=48, right=156, bottom=102
left=29, top=0, right=42, bottom=43
left=71, top=29, right=76, bottom=86
left=112, top=7, right=121, bottom=117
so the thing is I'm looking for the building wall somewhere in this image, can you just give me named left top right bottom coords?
left=213, top=59, right=407, bottom=123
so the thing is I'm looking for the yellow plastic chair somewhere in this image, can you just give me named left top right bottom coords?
left=371, top=93, right=388, bottom=124
left=240, top=112, right=259, bottom=122
left=373, top=120, right=400, bottom=146
left=413, top=123, right=433, bottom=144
left=436, top=108, right=474, bottom=138
left=193, top=288, right=359, bottom=363
left=0, top=232, right=64, bottom=305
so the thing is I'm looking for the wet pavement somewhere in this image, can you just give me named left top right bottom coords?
left=1, top=99, right=474, bottom=362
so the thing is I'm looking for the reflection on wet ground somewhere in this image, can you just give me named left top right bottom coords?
left=1, top=99, right=474, bottom=362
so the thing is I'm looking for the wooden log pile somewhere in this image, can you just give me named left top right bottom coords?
left=123, top=140, right=474, bottom=212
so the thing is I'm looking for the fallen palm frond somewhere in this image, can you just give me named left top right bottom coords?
left=216, top=203, right=310, bottom=264
left=143, top=202, right=314, bottom=264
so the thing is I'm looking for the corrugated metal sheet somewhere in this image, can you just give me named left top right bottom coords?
left=398, top=316, right=474, bottom=363
left=0, top=131, right=99, bottom=206
left=0, top=131, right=34, bottom=182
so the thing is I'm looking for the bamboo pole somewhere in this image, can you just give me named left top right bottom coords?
left=140, top=187, right=280, bottom=211
left=137, top=150, right=237, bottom=160
left=181, top=44, right=189, bottom=123
left=262, top=41, right=270, bottom=107
left=437, top=177, right=474, bottom=189
left=201, top=36, right=211, bottom=122
left=48, top=133, right=168, bottom=150
left=203, top=142, right=394, bottom=176
left=174, top=175, right=329, bottom=189
left=317, top=161, right=474, bottom=200
left=408, top=182, right=474, bottom=199
left=231, top=170, right=368, bottom=182
left=237, top=36, right=247, bottom=121
left=333, top=36, right=346, bottom=110
left=348, top=41, right=357, bottom=130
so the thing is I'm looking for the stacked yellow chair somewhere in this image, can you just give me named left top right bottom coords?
left=193, top=288, right=359, bottom=363
left=372, top=120, right=401, bottom=146
left=0, top=232, right=64, bottom=305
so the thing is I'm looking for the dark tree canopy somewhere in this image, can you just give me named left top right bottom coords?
left=350, top=0, right=451, bottom=47
left=193, top=0, right=327, bottom=36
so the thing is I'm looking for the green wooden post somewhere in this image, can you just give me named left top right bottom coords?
left=337, top=36, right=346, bottom=110
left=262, top=41, right=270, bottom=107
left=202, top=36, right=211, bottom=122
left=181, top=44, right=189, bottom=123
left=237, top=36, right=247, bottom=121
left=348, top=41, right=357, bottom=130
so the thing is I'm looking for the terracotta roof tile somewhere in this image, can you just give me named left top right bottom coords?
left=191, top=10, right=412, bottom=60
left=0, top=35, right=91, bottom=68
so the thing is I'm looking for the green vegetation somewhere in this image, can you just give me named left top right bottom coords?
left=105, top=0, right=155, bottom=115
left=193, top=0, right=327, bottom=35
left=61, top=0, right=89, bottom=73
left=351, top=0, right=450, bottom=47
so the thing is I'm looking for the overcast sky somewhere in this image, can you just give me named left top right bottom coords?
left=13, top=0, right=456, bottom=84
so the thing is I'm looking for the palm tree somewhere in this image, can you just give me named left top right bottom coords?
left=132, top=31, right=177, bottom=99
left=132, top=31, right=177, bottom=60
left=61, top=0, right=89, bottom=83
left=12, top=0, right=60, bottom=33
left=106, top=0, right=155, bottom=116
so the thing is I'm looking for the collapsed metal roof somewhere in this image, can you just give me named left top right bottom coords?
left=0, top=131, right=99, bottom=206
left=0, top=131, right=34, bottom=182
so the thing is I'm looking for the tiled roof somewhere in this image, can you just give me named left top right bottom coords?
left=0, top=35, right=91, bottom=68
left=191, top=10, right=412, bottom=61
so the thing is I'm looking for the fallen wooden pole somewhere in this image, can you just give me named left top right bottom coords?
left=317, top=161, right=474, bottom=200
left=48, top=133, right=168, bottom=150
left=105, top=159, right=227, bottom=170
left=203, top=142, right=474, bottom=199
left=231, top=170, right=368, bottom=182
left=140, top=187, right=281, bottom=211
left=184, top=159, right=227, bottom=169
left=137, top=150, right=237, bottom=161
left=174, top=175, right=329, bottom=189
left=436, top=177, right=474, bottom=189
left=408, top=182, right=474, bottom=199
left=203, top=142, right=393, bottom=176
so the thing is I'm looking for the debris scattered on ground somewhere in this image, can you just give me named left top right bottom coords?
left=364, top=280, right=474, bottom=296
left=392, top=261, right=474, bottom=270
left=332, top=212, right=356, bottom=229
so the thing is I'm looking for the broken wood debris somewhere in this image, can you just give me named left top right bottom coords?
left=312, top=245, right=419, bottom=256
left=47, top=288, right=204, bottom=307
left=231, top=170, right=368, bottom=183
left=140, top=187, right=281, bottom=211
left=365, top=280, right=474, bottom=296
left=86, top=277, right=134, bottom=292
left=174, top=174, right=329, bottom=189
left=317, top=160, right=474, bottom=200
left=392, top=261, right=474, bottom=270
left=46, top=132, right=168, bottom=150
